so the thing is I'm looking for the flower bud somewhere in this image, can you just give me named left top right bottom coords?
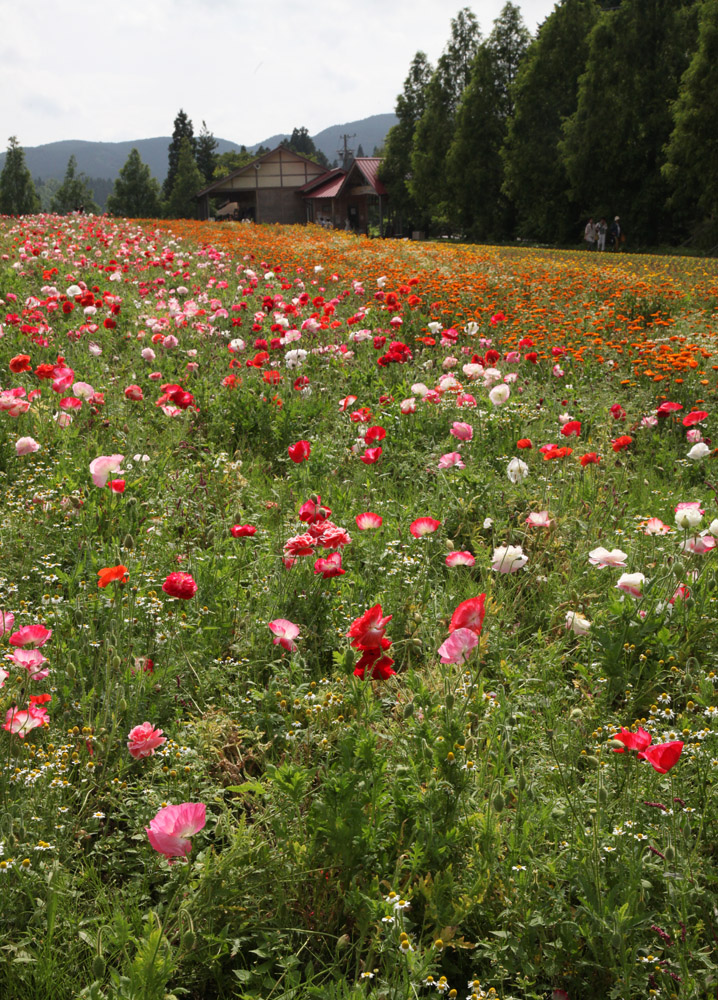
left=493, top=791, right=505, bottom=813
left=91, top=955, right=106, bottom=980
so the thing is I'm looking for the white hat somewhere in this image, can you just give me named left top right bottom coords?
left=615, top=216, right=620, bottom=221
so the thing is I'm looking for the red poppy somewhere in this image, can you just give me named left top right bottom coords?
left=348, top=604, right=392, bottom=650
left=365, top=425, right=386, bottom=444
left=560, top=420, right=581, bottom=438
left=97, top=564, right=129, bottom=588
left=9, top=354, right=31, bottom=373
left=525, top=352, right=538, bottom=364
left=449, top=594, right=486, bottom=636
left=314, top=553, right=345, bottom=578
left=109, top=479, right=126, bottom=494
left=683, top=410, right=708, bottom=427
left=516, top=438, right=533, bottom=449
left=656, top=401, right=683, bottom=417
left=360, top=447, right=382, bottom=464
left=579, top=452, right=601, bottom=466
left=288, top=440, right=311, bottom=463
left=353, top=648, right=396, bottom=680
left=612, top=727, right=652, bottom=753
left=612, top=435, right=633, bottom=452
left=231, top=524, right=257, bottom=537
left=638, top=741, right=684, bottom=774
left=610, top=403, right=626, bottom=420
left=162, top=572, right=197, bottom=599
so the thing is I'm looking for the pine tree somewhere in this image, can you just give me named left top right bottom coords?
left=163, top=110, right=196, bottom=200
left=195, top=121, right=219, bottom=185
left=356, top=144, right=365, bottom=158
left=281, top=127, right=330, bottom=167
left=663, top=0, right=718, bottom=242
left=560, top=0, right=700, bottom=245
left=379, top=51, right=433, bottom=233
left=50, top=156, right=99, bottom=214
left=447, top=2, right=530, bottom=239
left=0, top=137, right=40, bottom=215
left=164, top=138, right=204, bottom=219
left=502, top=0, right=597, bottom=242
left=107, top=148, right=161, bottom=218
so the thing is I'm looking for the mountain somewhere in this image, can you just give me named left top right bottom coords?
left=0, top=114, right=397, bottom=184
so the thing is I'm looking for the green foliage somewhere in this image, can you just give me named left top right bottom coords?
left=162, top=109, right=196, bottom=201
left=0, top=137, right=40, bottom=215
left=107, top=149, right=161, bottom=219
left=163, top=138, right=204, bottom=219
left=195, top=120, right=218, bottom=186
left=502, top=0, right=597, bottom=242
left=560, top=0, right=700, bottom=246
left=663, top=0, right=718, bottom=242
left=281, top=127, right=330, bottom=168
left=50, top=156, right=99, bottom=215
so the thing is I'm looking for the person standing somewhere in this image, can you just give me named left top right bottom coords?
left=584, top=217, right=596, bottom=250
left=597, top=218, right=607, bottom=251
left=608, top=216, right=622, bottom=251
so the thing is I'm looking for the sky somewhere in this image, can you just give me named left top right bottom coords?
left=1, top=0, right=558, bottom=150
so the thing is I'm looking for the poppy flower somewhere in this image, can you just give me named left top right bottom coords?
left=683, top=410, right=708, bottom=427
left=109, top=479, right=126, bottom=494
left=449, top=594, right=486, bottom=634
left=491, top=545, right=528, bottom=573
left=162, top=572, right=197, bottom=599
left=356, top=512, right=382, bottom=530
left=560, top=420, right=581, bottom=438
left=438, top=452, right=465, bottom=470
left=410, top=517, right=441, bottom=537
left=348, top=604, right=392, bottom=650
left=16, top=437, right=40, bottom=456
left=438, top=627, right=479, bottom=664
left=314, top=553, right=345, bottom=578
left=97, top=565, right=129, bottom=588
left=450, top=421, right=473, bottom=441
left=616, top=572, right=645, bottom=598
left=612, top=727, right=652, bottom=753
left=353, top=648, right=396, bottom=680
left=612, top=435, right=633, bottom=453
left=231, top=524, right=257, bottom=537
left=146, top=802, right=206, bottom=862
left=9, top=624, right=52, bottom=648
left=579, top=452, right=600, bottom=467
left=638, top=741, right=684, bottom=774
left=364, top=425, right=386, bottom=444
left=516, top=438, right=532, bottom=449
left=588, top=547, right=627, bottom=568
left=127, top=722, right=167, bottom=759
left=288, top=440, right=311, bottom=463
left=268, top=618, right=300, bottom=652
left=9, top=354, right=31, bottom=373
left=656, top=401, right=683, bottom=417
left=525, top=511, right=553, bottom=528
left=9, top=648, right=49, bottom=679
left=445, top=550, right=475, bottom=567
left=4, top=704, right=48, bottom=737
left=360, top=447, right=383, bottom=464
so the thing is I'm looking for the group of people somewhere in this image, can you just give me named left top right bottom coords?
left=583, top=216, right=623, bottom=251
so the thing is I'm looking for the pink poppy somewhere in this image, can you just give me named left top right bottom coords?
left=16, top=437, right=40, bottom=456
left=7, top=648, right=49, bottom=680
left=360, top=446, right=382, bottom=464
left=644, top=517, right=671, bottom=535
left=162, top=572, right=197, bottom=600
left=638, top=741, right=684, bottom=774
left=449, top=594, right=486, bottom=634
left=438, top=452, right=465, bottom=470
left=9, top=624, right=52, bottom=648
left=410, top=517, right=441, bottom=538
left=588, top=547, right=627, bottom=568
left=146, top=802, right=206, bottom=862
left=0, top=611, right=15, bottom=636
left=4, top=703, right=48, bottom=737
left=127, top=722, right=167, bottom=759
left=445, top=550, right=475, bottom=567
left=681, top=534, right=716, bottom=555
left=89, top=454, right=124, bottom=488
left=356, top=512, right=382, bottom=530
left=450, top=421, right=473, bottom=442
left=124, top=384, right=144, bottom=401
left=438, top=628, right=479, bottom=664
left=525, top=511, right=553, bottom=528
left=615, top=572, right=645, bottom=598
left=268, top=619, right=300, bottom=652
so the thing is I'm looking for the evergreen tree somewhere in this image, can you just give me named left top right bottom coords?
left=447, top=2, right=530, bottom=239
left=164, top=137, right=204, bottom=219
left=356, top=144, right=365, bottom=158
left=163, top=110, right=196, bottom=200
left=50, top=156, right=99, bottom=214
left=196, top=121, right=219, bottom=185
left=0, top=137, right=40, bottom=215
left=663, top=0, right=718, bottom=242
left=214, top=146, right=255, bottom=179
left=502, top=0, right=597, bottom=242
left=410, top=11, right=481, bottom=232
left=379, top=51, right=433, bottom=233
left=107, top=148, right=161, bottom=218
left=560, top=0, right=700, bottom=245
left=281, top=127, right=330, bottom=167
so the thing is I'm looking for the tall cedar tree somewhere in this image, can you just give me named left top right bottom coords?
left=0, top=137, right=39, bottom=215
left=560, top=0, right=700, bottom=245
left=164, top=137, right=204, bottom=219
left=663, top=0, right=718, bottom=241
left=107, top=148, right=161, bottom=218
left=379, top=51, right=433, bottom=234
left=50, top=156, right=99, bottom=214
left=196, top=121, right=219, bottom=186
left=163, top=110, right=196, bottom=200
left=502, top=0, right=597, bottom=242
left=447, top=2, right=530, bottom=239
left=410, top=8, right=481, bottom=232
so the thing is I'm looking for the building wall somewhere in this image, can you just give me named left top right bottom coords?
left=257, top=187, right=306, bottom=225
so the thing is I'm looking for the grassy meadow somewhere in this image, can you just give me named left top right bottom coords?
left=1, top=217, right=718, bottom=1000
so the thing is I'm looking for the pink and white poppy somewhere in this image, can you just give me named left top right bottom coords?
left=4, top=703, right=48, bottom=738
left=90, top=454, right=124, bottom=488
left=588, top=547, right=627, bottom=569
left=356, top=512, right=383, bottom=530
left=15, top=437, right=40, bottom=456
left=0, top=612, right=15, bottom=636
left=616, top=572, right=645, bottom=598
left=491, top=545, right=528, bottom=573
left=450, top=421, right=473, bottom=442
left=445, top=550, right=475, bottom=567
left=9, top=624, right=52, bottom=648
left=438, top=452, right=465, bottom=470
left=565, top=611, right=591, bottom=636
left=681, top=534, right=716, bottom=555
left=409, top=517, right=441, bottom=538
left=127, top=722, right=167, bottom=759
left=268, top=619, right=300, bottom=652
left=525, top=511, right=553, bottom=528
left=7, top=648, right=49, bottom=680
left=644, top=518, right=671, bottom=535
left=675, top=502, right=704, bottom=530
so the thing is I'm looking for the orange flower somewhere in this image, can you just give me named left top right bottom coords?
left=97, top=565, right=129, bottom=588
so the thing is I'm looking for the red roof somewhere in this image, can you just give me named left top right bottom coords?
left=354, top=158, right=386, bottom=196
left=302, top=174, right=346, bottom=199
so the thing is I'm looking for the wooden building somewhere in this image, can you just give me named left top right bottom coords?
left=197, top=148, right=388, bottom=234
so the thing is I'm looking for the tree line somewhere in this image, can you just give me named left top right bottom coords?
left=380, top=0, right=718, bottom=249
left=0, top=113, right=334, bottom=221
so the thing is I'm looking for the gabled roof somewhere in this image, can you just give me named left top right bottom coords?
left=297, top=167, right=346, bottom=195
left=196, top=145, right=329, bottom=197
left=301, top=172, right=347, bottom=199
left=351, top=158, right=386, bottom=196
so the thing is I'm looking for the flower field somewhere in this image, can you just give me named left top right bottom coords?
left=2, top=216, right=718, bottom=1000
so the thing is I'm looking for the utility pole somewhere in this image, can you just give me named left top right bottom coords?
left=337, top=134, right=356, bottom=170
